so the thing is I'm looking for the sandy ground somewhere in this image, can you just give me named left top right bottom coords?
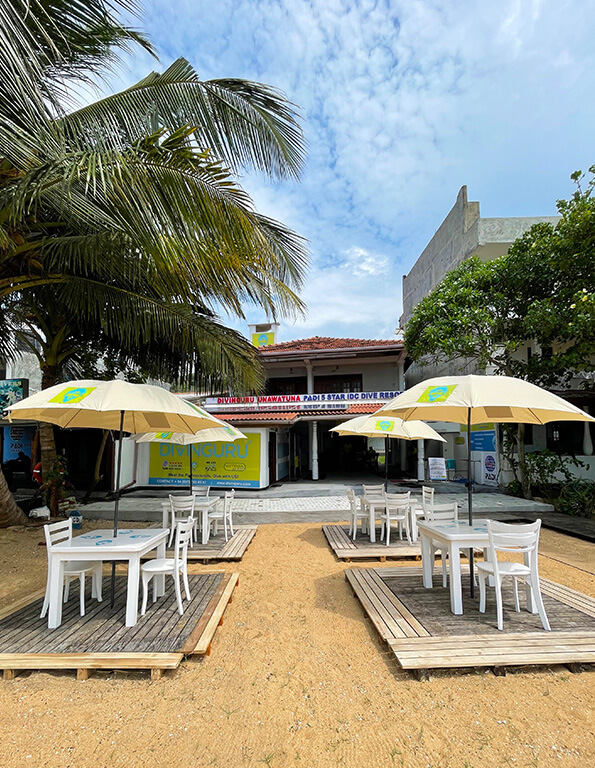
left=0, top=521, right=593, bottom=768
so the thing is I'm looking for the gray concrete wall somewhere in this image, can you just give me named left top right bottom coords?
left=400, top=187, right=560, bottom=328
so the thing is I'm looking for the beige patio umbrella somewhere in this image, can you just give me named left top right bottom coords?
left=330, top=414, right=445, bottom=488
left=133, top=425, right=246, bottom=492
left=7, top=379, right=229, bottom=604
left=375, top=374, right=595, bottom=591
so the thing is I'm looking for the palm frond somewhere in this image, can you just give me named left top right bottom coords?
left=62, top=59, right=305, bottom=178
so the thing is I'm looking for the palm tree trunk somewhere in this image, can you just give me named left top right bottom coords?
left=0, top=467, right=28, bottom=526
left=40, top=366, right=58, bottom=478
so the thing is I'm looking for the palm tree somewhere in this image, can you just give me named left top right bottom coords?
left=0, top=1, right=308, bottom=525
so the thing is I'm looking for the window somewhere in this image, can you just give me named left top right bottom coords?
left=267, top=377, right=307, bottom=395
left=546, top=421, right=584, bottom=454
left=314, top=375, right=362, bottom=394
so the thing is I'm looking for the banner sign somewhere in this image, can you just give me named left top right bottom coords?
left=148, top=432, right=261, bottom=488
left=252, top=332, right=275, bottom=348
left=0, top=379, right=29, bottom=412
left=2, top=425, right=35, bottom=463
left=481, top=451, right=499, bottom=486
left=428, top=457, right=447, bottom=480
left=470, top=425, right=496, bottom=452
left=203, top=390, right=401, bottom=413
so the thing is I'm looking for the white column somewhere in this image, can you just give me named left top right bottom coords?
left=306, top=360, right=315, bottom=471
left=417, top=439, right=425, bottom=481
left=312, top=420, right=319, bottom=481
left=583, top=406, right=593, bottom=456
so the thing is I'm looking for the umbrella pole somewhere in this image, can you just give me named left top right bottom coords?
left=110, top=410, right=125, bottom=608
left=467, top=407, right=475, bottom=597
left=189, top=446, right=193, bottom=493
left=385, top=436, right=389, bottom=490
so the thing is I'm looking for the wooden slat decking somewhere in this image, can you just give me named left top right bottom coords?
left=323, top=524, right=420, bottom=561
left=177, top=525, right=256, bottom=562
left=345, top=566, right=595, bottom=675
left=0, top=572, right=238, bottom=679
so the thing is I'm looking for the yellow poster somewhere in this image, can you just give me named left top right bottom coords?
left=252, top=332, right=275, bottom=347
left=148, top=432, right=261, bottom=488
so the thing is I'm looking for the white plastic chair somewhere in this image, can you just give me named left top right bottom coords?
left=424, top=501, right=459, bottom=587
left=193, top=486, right=210, bottom=499
left=380, top=491, right=411, bottom=545
left=362, top=483, right=385, bottom=498
left=167, top=494, right=196, bottom=547
left=478, top=519, right=550, bottom=632
left=207, top=490, right=235, bottom=541
left=140, top=518, right=193, bottom=616
left=347, top=489, right=368, bottom=540
left=40, top=519, right=103, bottom=619
left=411, top=486, right=434, bottom=542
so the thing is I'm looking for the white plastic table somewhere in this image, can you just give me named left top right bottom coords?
left=418, top=520, right=485, bottom=615
left=417, top=520, right=536, bottom=616
left=47, top=528, right=169, bottom=629
left=360, top=496, right=386, bottom=543
left=161, top=497, right=220, bottom=545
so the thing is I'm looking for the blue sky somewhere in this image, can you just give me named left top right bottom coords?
left=107, top=0, right=594, bottom=343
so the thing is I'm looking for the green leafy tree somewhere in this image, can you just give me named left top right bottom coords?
left=405, top=167, right=595, bottom=497
left=0, top=0, right=309, bottom=525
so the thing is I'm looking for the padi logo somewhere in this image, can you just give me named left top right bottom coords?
left=49, top=387, right=96, bottom=404
left=258, top=334, right=270, bottom=346
left=157, top=432, right=173, bottom=440
left=223, top=426, right=236, bottom=437
left=417, top=385, right=457, bottom=404
left=376, top=420, right=394, bottom=432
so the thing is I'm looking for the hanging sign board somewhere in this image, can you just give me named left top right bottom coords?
left=0, top=379, right=29, bottom=412
left=148, top=432, right=262, bottom=488
left=428, top=457, right=447, bottom=480
left=481, top=452, right=499, bottom=486
left=203, top=391, right=402, bottom=412
left=2, top=425, right=35, bottom=463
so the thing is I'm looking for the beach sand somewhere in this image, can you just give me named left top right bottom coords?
left=0, top=521, right=593, bottom=767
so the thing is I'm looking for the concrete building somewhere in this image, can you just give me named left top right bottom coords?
left=399, top=186, right=594, bottom=486
left=400, top=185, right=560, bottom=333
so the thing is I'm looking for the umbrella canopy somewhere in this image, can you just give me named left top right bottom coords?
left=375, top=374, right=595, bottom=594
left=6, top=378, right=230, bottom=607
left=6, top=379, right=222, bottom=433
left=330, top=414, right=446, bottom=441
left=375, top=374, right=595, bottom=426
left=330, top=415, right=445, bottom=489
left=133, top=425, right=246, bottom=444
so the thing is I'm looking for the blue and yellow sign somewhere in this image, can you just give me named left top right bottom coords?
left=49, top=386, right=96, bottom=404
left=148, top=432, right=261, bottom=488
left=252, top=332, right=275, bottom=348
left=375, top=419, right=394, bottom=432
left=417, top=385, right=457, bottom=403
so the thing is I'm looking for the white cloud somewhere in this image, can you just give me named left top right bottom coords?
left=104, top=0, right=595, bottom=340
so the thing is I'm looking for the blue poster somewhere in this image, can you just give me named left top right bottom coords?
left=470, top=430, right=496, bottom=452
left=2, top=425, right=35, bottom=463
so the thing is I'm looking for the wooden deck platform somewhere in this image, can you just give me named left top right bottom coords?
left=0, top=572, right=238, bottom=680
left=345, top=566, right=595, bottom=676
left=323, top=524, right=421, bottom=561
left=159, top=525, right=257, bottom=562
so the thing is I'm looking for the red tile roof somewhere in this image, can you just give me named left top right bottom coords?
left=217, top=403, right=380, bottom=423
left=259, top=336, right=402, bottom=353
left=346, top=403, right=382, bottom=413
left=217, top=412, right=299, bottom=422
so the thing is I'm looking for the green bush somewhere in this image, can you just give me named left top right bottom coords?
left=556, top=480, right=595, bottom=519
